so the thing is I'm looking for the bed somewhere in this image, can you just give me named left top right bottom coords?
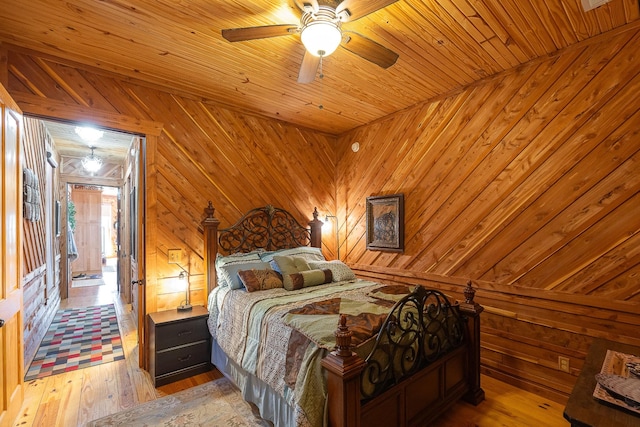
left=201, top=202, right=484, bottom=427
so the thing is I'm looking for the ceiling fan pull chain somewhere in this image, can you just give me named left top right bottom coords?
left=319, top=54, right=324, bottom=110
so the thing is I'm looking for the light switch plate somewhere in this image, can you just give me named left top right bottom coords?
left=168, top=249, right=182, bottom=264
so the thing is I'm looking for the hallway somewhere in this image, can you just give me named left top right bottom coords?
left=64, top=257, right=119, bottom=311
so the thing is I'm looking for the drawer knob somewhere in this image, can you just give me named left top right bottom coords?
left=0, top=319, right=4, bottom=327
left=178, top=330, right=193, bottom=337
left=178, top=354, right=192, bottom=362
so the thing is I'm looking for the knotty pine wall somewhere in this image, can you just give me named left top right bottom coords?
left=0, top=44, right=337, bottom=320
left=22, top=117, right=62, bottom=366
left=335, top=26, right=640, bottom=401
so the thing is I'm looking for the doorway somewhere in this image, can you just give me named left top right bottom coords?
left=27, top=116, right=149, bottom=368
left=67, top=184, right=121, bottom=308
left=37, top=118, right=142, bottom=315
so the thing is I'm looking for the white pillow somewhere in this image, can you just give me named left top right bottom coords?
left=308, top=260, right=356, bottom=282
left=215, top=251, right=262, bottom=269
left=260, top=246, right=325, bottom=263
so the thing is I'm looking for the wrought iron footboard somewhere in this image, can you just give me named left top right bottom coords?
left=360, top=285, right=466, bottom=400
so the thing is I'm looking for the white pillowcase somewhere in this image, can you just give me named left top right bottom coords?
left=308, top=260, right=356, bottom=282
left=259, top=246, right=325, bottom=263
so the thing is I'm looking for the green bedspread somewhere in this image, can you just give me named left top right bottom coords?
left=208, top=279, right=414, bottom=427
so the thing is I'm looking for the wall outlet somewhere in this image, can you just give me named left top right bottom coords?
left=168, top=249, right=182, bottom=264
left=559, top=356, right=570, bottom=373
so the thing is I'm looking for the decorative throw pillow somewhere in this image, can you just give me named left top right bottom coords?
left=286, top=269, right=333, bottom=291
left=271, top=255, right=311, bottom=289
left=219, top=261, right=271, bottom=289
left=260, top=246, right=325, bottom=263
left=308, top=260, right=357, bottom=282
left=238, top=269, right=283, bottom=292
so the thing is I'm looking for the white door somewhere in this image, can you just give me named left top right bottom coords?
left=0, top=84, right=24, bottom=427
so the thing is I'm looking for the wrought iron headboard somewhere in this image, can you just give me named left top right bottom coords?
left=201, top=202, right=323, bottom=293
left=218, top=205, right=318, bottom=254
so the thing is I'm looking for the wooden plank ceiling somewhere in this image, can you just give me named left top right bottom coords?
left=0, top=0, right=638, bottom=135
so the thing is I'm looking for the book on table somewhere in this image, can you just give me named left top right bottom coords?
left=593, top=349, right=640, bottom=415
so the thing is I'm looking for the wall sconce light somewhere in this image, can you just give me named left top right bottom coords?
left=325, top=214, right=340, bottom=260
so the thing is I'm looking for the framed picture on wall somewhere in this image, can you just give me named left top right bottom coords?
left=366, top=193, right=404, bottom=252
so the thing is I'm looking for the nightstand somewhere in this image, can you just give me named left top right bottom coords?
left=147, top=305, right=211, bottom=386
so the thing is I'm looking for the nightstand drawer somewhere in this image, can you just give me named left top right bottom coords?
left=156, top=317, right=209, bottom=351
left=156, top=341, right=210, bottom=376
left=147, top=306, right=212, bottom=386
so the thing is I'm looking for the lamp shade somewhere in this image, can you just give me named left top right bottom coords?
left=301, top=21, right=342, bottom=57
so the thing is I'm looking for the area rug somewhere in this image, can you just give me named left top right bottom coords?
left=24, top=304, right=125, bottom=381
left=72, top=278, right=106, bottom=287
left=87, top=377, right=272, bottom=426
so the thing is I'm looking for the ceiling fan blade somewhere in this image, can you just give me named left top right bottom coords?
left=293, top=0, right=319, bottom=13
left=297, top=51, right=320, bottom=84
left=336, top=0, right=398, bottom=22
left=342, top=32, right=398, bottom=68
left=222, top=24, right=298, bottom=42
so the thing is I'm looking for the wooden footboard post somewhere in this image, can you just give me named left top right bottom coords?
left=201, top=201, right=220, bottom=295
left=321, top=315, right=366, bottom=427
left=459, top=280, right=485, bottom=405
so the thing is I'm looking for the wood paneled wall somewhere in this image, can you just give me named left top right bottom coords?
left=22, top=117, right=61, bottom=366
left=1, top=44, right=337, bottom=316
left=335, top=25, right=640, bottom=401
left=23, top=118, right=47, bottom=273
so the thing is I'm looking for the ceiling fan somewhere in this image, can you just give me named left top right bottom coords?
left=221, top=0, right=399, bottom=83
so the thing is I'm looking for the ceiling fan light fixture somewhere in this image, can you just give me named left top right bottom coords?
left=301, top=21, right=341, bottom=57
left=300, top=6, right=342, bottom=57
left=82, top=146, right=103, bottom=174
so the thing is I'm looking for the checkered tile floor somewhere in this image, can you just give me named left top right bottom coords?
left=25, top=304, right=125, bottom=381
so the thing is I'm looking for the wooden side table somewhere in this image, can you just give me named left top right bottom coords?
left=563, top=338, right=640, bottom=426
left=147, top=305, right=211, bottom=386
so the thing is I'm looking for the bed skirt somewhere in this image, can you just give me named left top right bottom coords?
left=211, top=338, right=308, bottom=427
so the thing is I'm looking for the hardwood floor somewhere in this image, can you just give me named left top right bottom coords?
left=16, top=262, right=569, bottom=426
left=430, top=376, right=568, bottom=427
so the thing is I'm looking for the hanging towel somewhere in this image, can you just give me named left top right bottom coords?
left=23, top=168, right=41, bottom=222
left=68, top=222, right=79, bottom=261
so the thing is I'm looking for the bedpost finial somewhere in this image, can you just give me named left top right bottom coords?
left=205, top=201, right=215, bottom=218
left=313, top=207, right=319, bottom=221
left=265, top=205, right=275, bottom=217
left=464, top=280, right=476, bottom=304
left=334, top=314, right=353, bottom=357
